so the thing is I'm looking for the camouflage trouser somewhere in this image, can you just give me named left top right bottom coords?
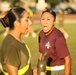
left=46, top=70, right=64, bottom=75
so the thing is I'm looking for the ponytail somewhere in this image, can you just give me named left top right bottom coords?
left=0, top=15, right=9, bottom=28
left=0, top=6, right=26, bottom=29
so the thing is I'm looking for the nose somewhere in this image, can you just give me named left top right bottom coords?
left=44, top=21, right=47, bottom=24
left=29, top=19, right=32, bottom=25
left=43, top=19, right=47, bottom=24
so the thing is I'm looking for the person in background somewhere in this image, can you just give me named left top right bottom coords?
left=24, top=6, right=36, bottom=38
left=38, top=9, right=71, bottom=75
left=0, top=6, right=36, bottom=75
left=0, top=1, right=10, bottom=37
left=58, top=8, right=69, bottom=39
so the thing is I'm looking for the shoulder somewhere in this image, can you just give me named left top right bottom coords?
left=53, top=28, right=64, bottom=38
left=1, top=34, right=20, bottom=49
left=39, top=30, right=44, bottom=37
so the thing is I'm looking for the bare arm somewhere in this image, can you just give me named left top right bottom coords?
left=33, top=53, right=43, bottom=75
left=6, top=64, right=18, bottom=75
left=64, top=55, right=71, bottom=75
left=38, top=53, right=42, bottom=60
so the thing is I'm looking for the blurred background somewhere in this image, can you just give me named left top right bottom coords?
left=0, top=0, right=76, bottom=14
left=0, top=0, right=76, bottom=75
left=0, top=0, right=76, bottom=24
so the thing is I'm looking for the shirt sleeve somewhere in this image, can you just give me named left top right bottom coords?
left=4, top=44, right=20, bottom=68
left=55, top=37, right=70, bottom=58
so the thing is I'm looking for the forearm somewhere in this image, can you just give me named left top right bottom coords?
left=64, top=55, right=71, bottom=75
left=38, top=53, right=42, bottom=60
left=33, top=68, right=37, bottom=75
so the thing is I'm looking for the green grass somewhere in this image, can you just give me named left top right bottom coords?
left=0, top=22, right=76, bottom=75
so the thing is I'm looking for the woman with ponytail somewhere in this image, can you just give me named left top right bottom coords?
left=0, top=6, right=34, bottom=75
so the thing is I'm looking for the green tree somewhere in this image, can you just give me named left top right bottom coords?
left=45, top=0, right=60, bottom=9
left=6, top=0, right=20, bottom=3
left=45, top=0, right=59, bottom=5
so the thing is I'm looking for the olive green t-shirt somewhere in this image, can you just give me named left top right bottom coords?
left=0, top=34, right=32, bottom=75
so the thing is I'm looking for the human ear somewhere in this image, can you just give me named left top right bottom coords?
left=14, top=20, right=20, bottom=27
left=53, top=19, right=56, bottom=24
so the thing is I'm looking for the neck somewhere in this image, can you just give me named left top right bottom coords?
left=9, top=30, right=22, bottom=43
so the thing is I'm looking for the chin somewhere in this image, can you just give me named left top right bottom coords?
left=43, top=30, right=48, bottom=33
left=23, top=32, right=28, bottom=35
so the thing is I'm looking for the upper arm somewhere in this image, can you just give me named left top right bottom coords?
left=64, top=55, right=71, bottom=64
left=4, top=45, right=20, bottom=67
left=55, top=37, right=70, bottom=58
left=6, top=64, right=18, bottom=75
left=64, top=55, right=71, bottom=75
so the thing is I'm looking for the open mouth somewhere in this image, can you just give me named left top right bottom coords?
left=43, top=26, right=48, bottom=30
left=26, top=27, right=28, bottom=30
left=25, top=28, right=29, bottom=32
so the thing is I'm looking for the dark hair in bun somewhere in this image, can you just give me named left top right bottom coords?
left=0, top=15, right=9, bottom=28
left=0, top=6, right=26, bottom=29
left=41, top=9, right=56, bottom=21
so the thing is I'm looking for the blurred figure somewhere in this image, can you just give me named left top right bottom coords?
left=25, top=6, right=36, bottom=38
left=0, top=1, right=10, bottom=17
left=58, top=8, right=69, bottom=39
left=43, top=7, right=49, bottom=11
left=0, top=1, right=10, bottom=37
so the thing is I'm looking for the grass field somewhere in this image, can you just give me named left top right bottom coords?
left=0, top=22, right=76, bottom=75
